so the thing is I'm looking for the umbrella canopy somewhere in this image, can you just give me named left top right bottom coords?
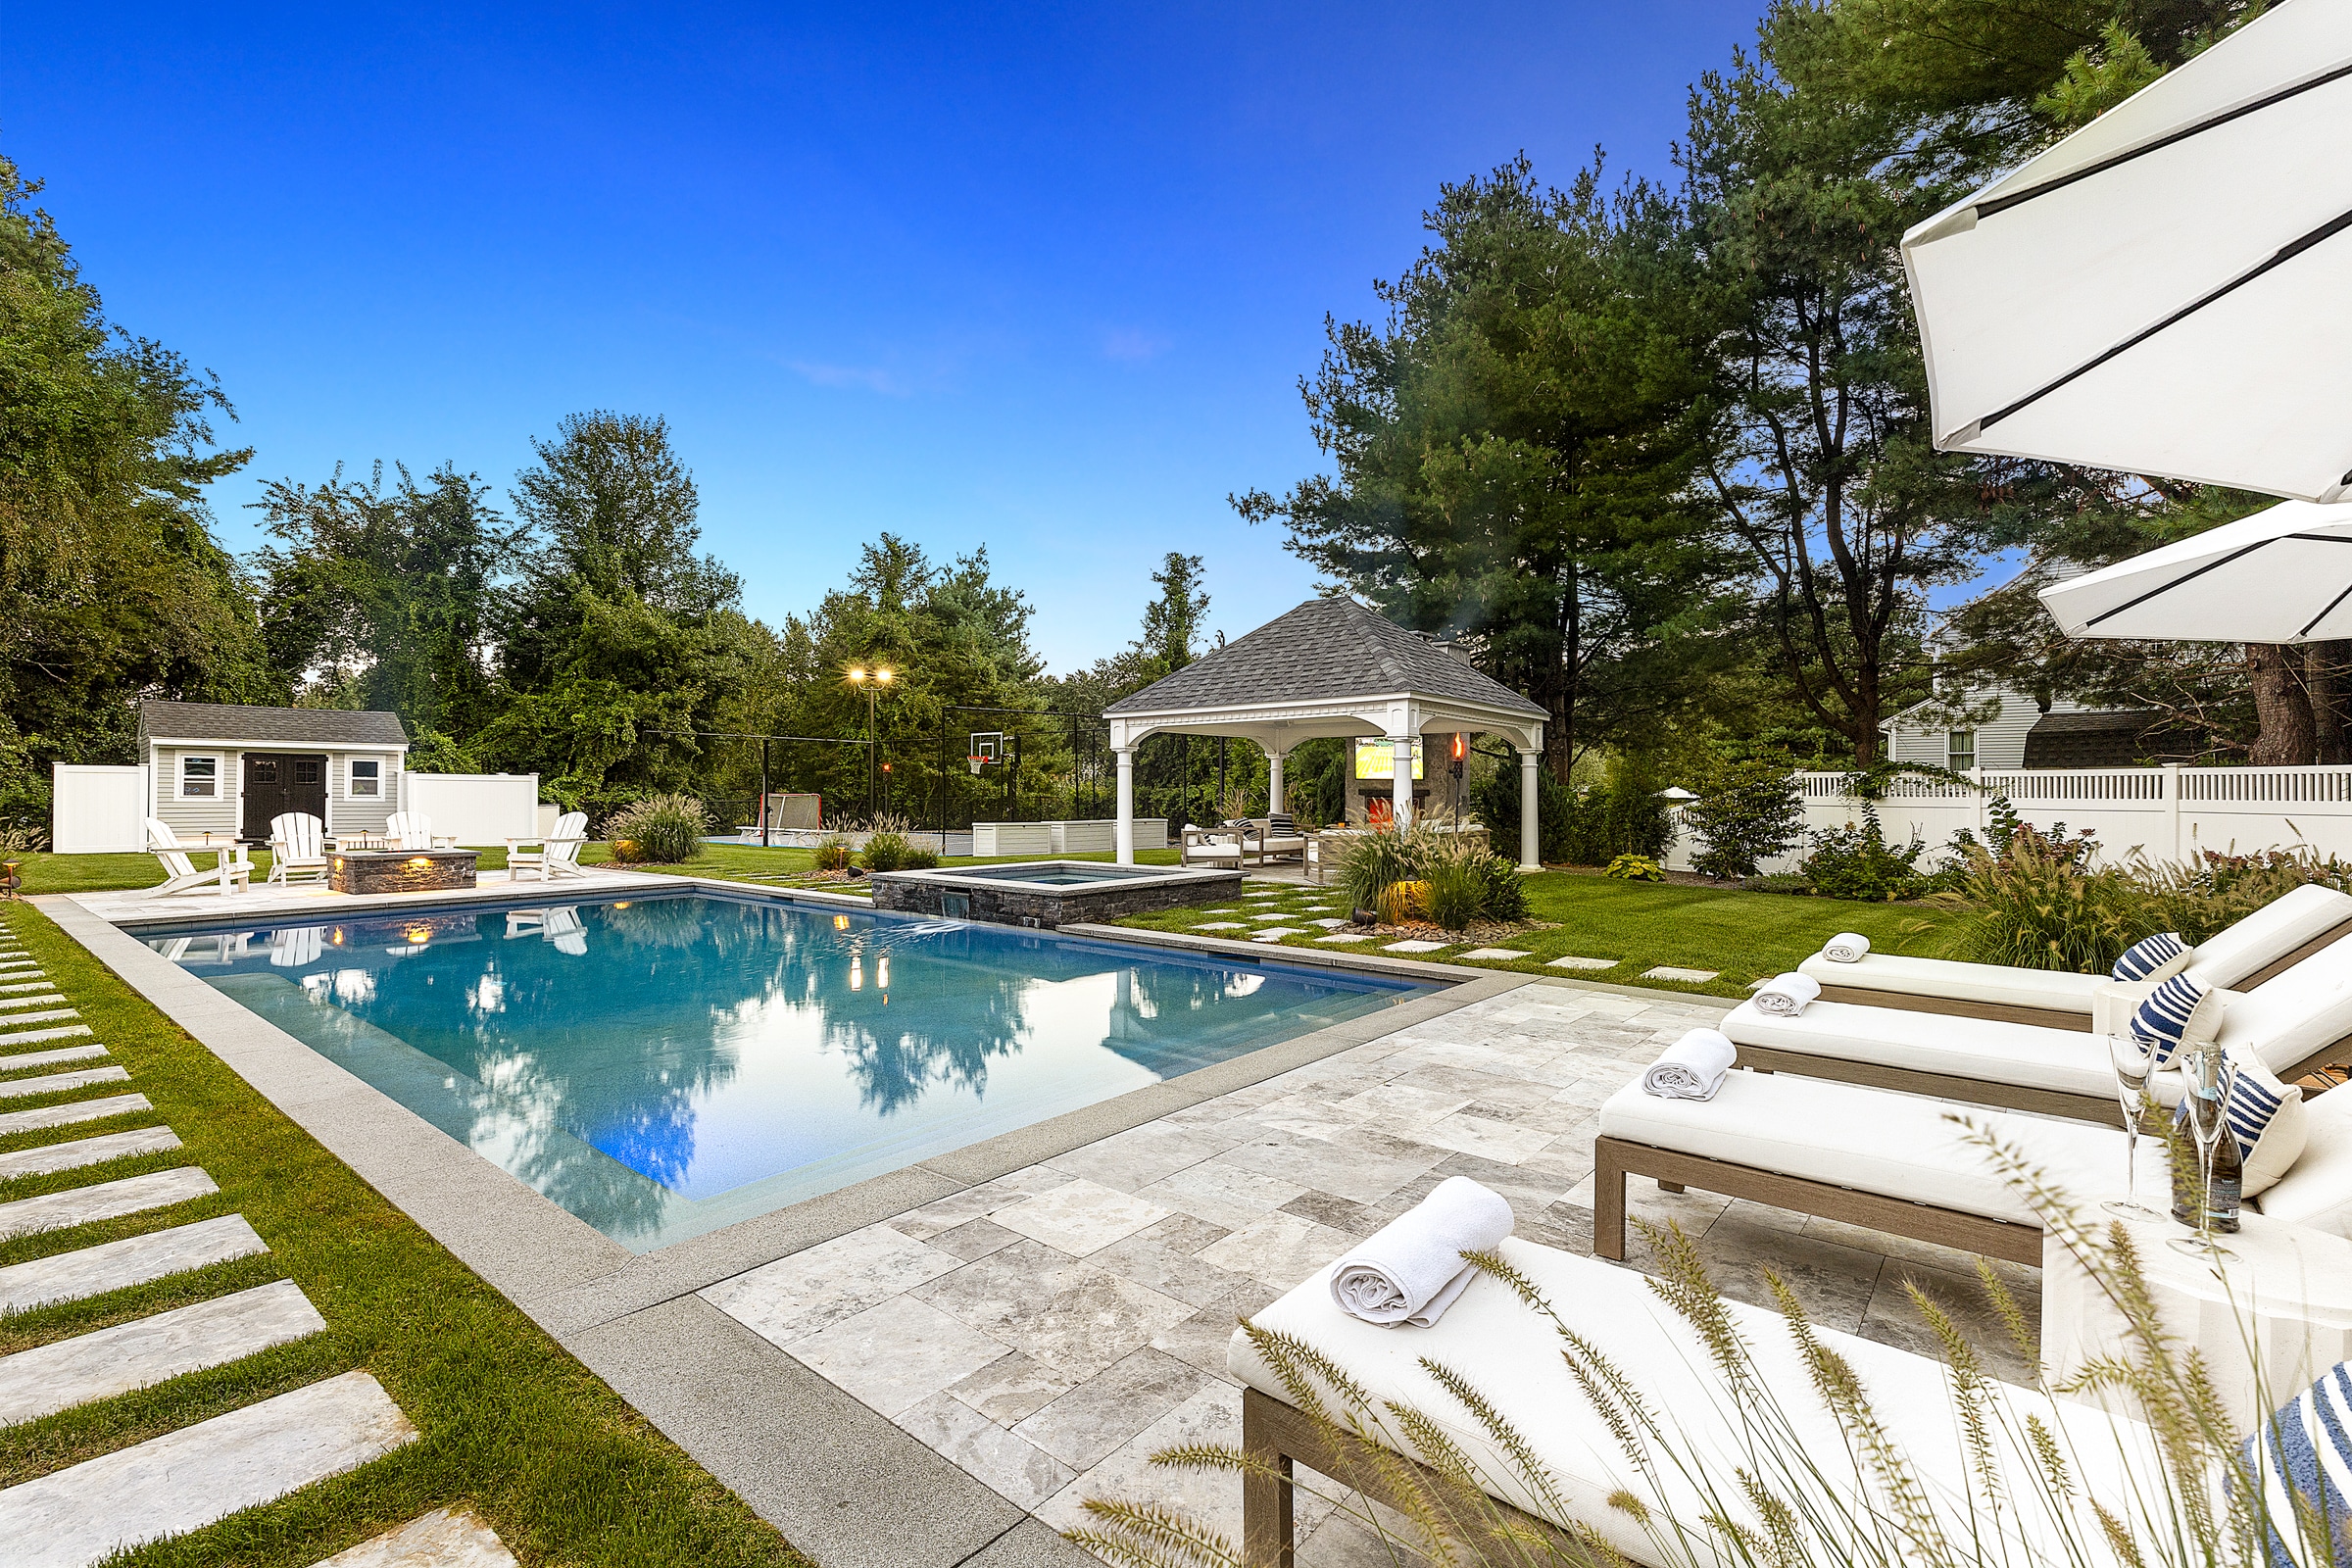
left=2036, top=500, right=2352, bottom=643
left=1902, top=0, right=2352, bottom=502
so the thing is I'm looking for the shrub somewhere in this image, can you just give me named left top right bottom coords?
left=902, top=846, right=940, bottom=870
left=604, top=794, right=707, bottom=864
left=1741, top=871, right=1812, bottom=895
left=1341, top=828, right=1528, bottom=926
left=1684, top=756, right=1803, bottom=880
left=1470, top=755, right=1672, bottom=866
left=1605, top=853, right=1665, bottom=882
left=860, top=832, right=913, bottom=872
left=1468, top=851, right=1529, bottom=921
left=1800, top=802, right=1941, bottom=901
left=812, top=834, right=854, bottom=871
left=1425, top=860, right=1483, bottom=931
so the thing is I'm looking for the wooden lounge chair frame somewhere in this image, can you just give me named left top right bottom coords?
left=1242, top=1385, right=1584, bottom=1567
left=1592, top=1132, right=2046, bottom=1268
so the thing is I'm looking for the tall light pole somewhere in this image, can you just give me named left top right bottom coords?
left=847, top=665, right=894, bottom=818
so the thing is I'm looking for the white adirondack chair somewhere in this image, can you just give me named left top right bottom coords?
left=145, top=817, right=250, bottom=898
left=266, top=812, right=329, bottom=885
left=508, top=811, right=589, bottom=882
left=385, top=812, right=430, bottom=850
left=505, top=906, right=588, bottom=954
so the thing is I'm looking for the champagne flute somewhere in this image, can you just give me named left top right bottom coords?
left=2169, top=1046, right=2238, bottom=1261
left=2102, top=1030, right=2161, bottom=1221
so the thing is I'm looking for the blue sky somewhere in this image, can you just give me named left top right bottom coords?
left=9, top=3, right=1769, bottom=672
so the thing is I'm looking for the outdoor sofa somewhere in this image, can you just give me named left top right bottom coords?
left=1230, top=1236, right=2171, bottom=1567
left=1726, top=932, right=2352, bottom=1122
left=1593, top=956, right=2352, bottom=1266
left=1794, top=882, right=2352, bottom=1030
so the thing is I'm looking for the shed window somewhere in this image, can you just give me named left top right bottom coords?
left=1947, top=729, right=1977, bottom=771
left=350, top=760, right=382, bottom=799
left=179, top=756, right=219, bottom=799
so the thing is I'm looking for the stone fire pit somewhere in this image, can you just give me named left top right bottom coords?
left=329, top=849, right=479, bottom=895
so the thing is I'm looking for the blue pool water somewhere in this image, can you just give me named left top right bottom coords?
left=145, top=892, right=1427, bottom=1250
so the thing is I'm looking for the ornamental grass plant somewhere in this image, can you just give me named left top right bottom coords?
left=605, top=793, right=708, bottom=864
left=1338, top=825, right=1528, bottom=927
left=1071, top=1127, right=2329, bottom=1568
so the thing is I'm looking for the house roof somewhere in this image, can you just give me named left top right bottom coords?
left=1103, top=597, right=1547, bottom=719
left=137, top=701, right=410, bottom=748
left=2021, top=709, right=2164, bottom=769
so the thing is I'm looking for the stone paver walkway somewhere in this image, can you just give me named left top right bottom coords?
left=0, top=912, right=519, bottom=1568
left=700, top=979, right=2044, bottom=1560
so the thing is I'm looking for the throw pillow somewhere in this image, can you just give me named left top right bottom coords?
left=2238, top=1359, right=2352, bottom=1566
left=2112, top=931, right=2192, bottom=983
left=1267, top=811, right=1297, bottom=837
left=2131, top=974, right=2226, bottom=1067
left=2221, top=1049, right=2307, bottom=1197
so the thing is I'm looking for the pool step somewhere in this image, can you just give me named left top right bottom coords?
left=0, top=1127, right=177, bottom=1180
left=0, top=1369, right=417, bottom=1568
left=0, top=1279, right=323, bottom=1426
left=0, top=1167, right=217, bottom=1240
left=0, top=1094, right=152, bottom=1137
left=308, top=1506, right=518, bottom=1567
left=0, top=1045, right=107, bottom=1075
left=0, top=1066, right=127, bottom=1102
left=0, top=1214, right=268, bottom=1311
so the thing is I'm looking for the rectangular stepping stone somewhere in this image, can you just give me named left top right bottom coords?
left=0, top=1026, right=93, bottom=1050
left=1314, top=932, right=1374, bottom=943
left=0, top=1066, right=127, bottom=1101
left=0, top=1094, right=151, bottom=1137
left=310, top=1507, right=518, bottom=1567
left=0, top=980, right=50, bottom=994
left=1308, top=918, right=1349, bottom=929
left=1250, top=928, right=1305, bottom=941
left=1191, top=922, right=1244, bottom=932
left=0, top=1214, right=267, bottom=1312
left=1382, top=940, right=1449, bottom=954
left=1641, top=965, right=1720, bottom=983
left=0, top=1167, right=217, bottom=1241
left=1459, top=948, right=1531, bottom=960
left=0, top=1369, right=416, bottom=1567
left=0, top=1045, right=106, bottom=1074
left=0, top=991, right=63, bottom=1007
left=0, top=1009, right=78, bottom=1029
left=0, top=1127, right=179, bottom=1180
left=0, top=1279, right=323, bottom=1426
left=1545, top=955, right=1618, bottom=970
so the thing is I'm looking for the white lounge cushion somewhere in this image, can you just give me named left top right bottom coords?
left=2212, top=942, right=2352, bottom=1079
left=1797, top=952, right=2108, bottom=1015
left=1724, top=997, right=2121, bottom=1101
left=1596, top=1070, right=2156, bottom=1227
left=2184, top=883, right=2352, bottom=989
left=2252, top=1083, right=2352, bottom=1238
left=1228, top=1236, right=2159, bottom=1567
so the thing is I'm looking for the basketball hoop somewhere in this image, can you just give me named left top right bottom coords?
left=967, top=756, right=987, bottom=776
left=967, top=731, right=1004, bottom=777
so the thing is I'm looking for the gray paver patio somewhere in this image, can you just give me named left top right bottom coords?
left=700, top=981, right=2046, bottom=1558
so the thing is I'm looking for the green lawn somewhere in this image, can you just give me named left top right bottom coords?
left=0, top=902, right=811, bottom=1567
left=1114, top=870, right=1969, bottom=1000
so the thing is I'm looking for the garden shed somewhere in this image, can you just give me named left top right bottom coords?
left=138, top=701, right=410, bottom=844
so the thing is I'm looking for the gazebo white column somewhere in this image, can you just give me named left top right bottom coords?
left=1518, top=749, right=1542, bottom=870
left=1265, top=745, right=1286, bottom=814
left=1390, top=729, right=1417, bottom=828
left=1113, top=747, right=1136, bottom=865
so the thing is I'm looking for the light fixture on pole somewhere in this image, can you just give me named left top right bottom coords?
left=847, top=665, right=895, bottom=817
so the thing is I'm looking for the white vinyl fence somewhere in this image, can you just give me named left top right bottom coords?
left=1664, top=763, right=2352, bottom=875
left=397, top=772, right=540, bottom=847
left=50, top=764, right=149, bottom=853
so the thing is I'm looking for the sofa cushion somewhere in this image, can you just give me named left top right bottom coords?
left=2131, top=974, right=2227, bottom=1067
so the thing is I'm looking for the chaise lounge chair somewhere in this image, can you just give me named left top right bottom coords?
left=1231, top=1235, right=2176, bottom=1567
left=1797, top=882, right=2352, bottom=1029
left=143, top=817, right=250, bottom=898
left=1728, top=935, right=2352, bottom=1121
left=1595, top=979, right=2352, bottom=1266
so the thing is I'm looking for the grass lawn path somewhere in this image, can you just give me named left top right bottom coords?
left=1, top=900, right=811, bottom=1568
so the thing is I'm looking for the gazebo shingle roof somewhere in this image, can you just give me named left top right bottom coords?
left=1104, top=597, right=1546, bottom=719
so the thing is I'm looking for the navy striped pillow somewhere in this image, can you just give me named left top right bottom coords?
left=2239, top=1359, right=2352, bottom=1567
left=2225, top=1061, right=2287, bottom=1163
left=2131, top=974, right=2213, bottom=1067
left=2113, top=931, right=2190, bottom=982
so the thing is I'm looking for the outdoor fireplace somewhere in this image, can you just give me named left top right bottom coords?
left=328, top=849, right=479, bottom=895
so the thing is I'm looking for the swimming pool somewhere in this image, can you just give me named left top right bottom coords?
left=144, top=892, right=1428, bottom=1250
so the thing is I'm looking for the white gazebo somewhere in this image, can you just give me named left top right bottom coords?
left=1102, top=596, right=1548, bottom=869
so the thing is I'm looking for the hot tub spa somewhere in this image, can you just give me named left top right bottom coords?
left=865, top=859, right=1242, bottom=926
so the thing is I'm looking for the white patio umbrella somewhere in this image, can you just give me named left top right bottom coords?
left=1902, top=0, right=2352, bottom=502
left=2036, top=500, right=2352, bottom=643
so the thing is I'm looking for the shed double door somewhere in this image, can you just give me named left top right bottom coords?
left=241, top=754, right=327, bottom=842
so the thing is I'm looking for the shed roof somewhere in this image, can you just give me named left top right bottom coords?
left=137, top=701, right=410, bottom=748
left=1103, top=597, right=1546, bottom=719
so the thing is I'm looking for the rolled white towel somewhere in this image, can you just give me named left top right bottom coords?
left=1751, top=972, right=1821, bottom=1017
left=1642, top=1028, right=1737, bottom=1102
left=1328, top=1176, right=1514, bottom=1328
left=1822, top=932, right=1871, bottom=963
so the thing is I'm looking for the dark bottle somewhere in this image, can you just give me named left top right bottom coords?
left=2168, top=1094, right=2244, bottom=1233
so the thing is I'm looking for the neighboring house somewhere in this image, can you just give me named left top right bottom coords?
left=140, top=701, right=409, bottom=843
left=1883, top=686, right=2166, bottom=771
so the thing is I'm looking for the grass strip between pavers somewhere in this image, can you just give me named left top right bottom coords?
left=0, top=902, right=812, bottom=1568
